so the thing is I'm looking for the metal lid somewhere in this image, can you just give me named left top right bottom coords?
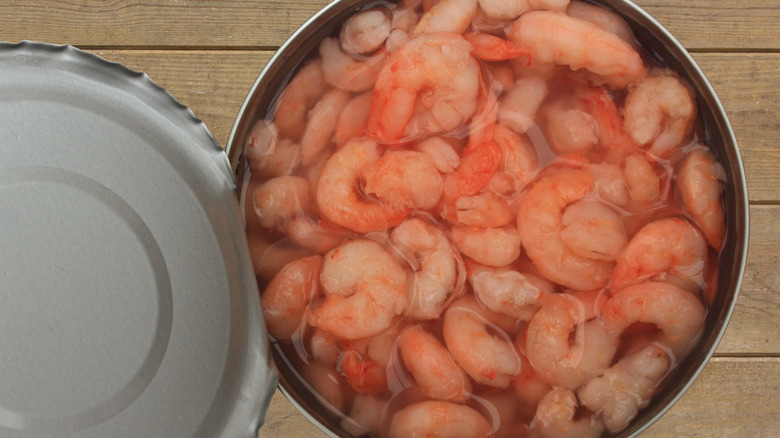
left=0, top=42, right=276, bottom=438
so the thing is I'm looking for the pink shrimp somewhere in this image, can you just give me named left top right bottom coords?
left=678, top=147, right=727, bottom=249
left=623, top=152, right=662, bottom=205
left=446, top=191, right=514, bottom=228
left=559, top=199, right=628, bottom=262
left=610, top=217, right=708, bottom=292
left=566, top=0, right=638, bottom=49
left=366, top=33, right=481, bottom=144
left=300, top=88, right=351, bottom=166
left=530, top=388, right=605, bottom=438
left=339, top=7, right=393, bottom=56
left=413, top=0, right=479, bottom=34
left=450, top=225, right=523, bottom=268
left=388, top=401, right=493, bottom=438
left=252, top=175, right=312, bottom=230
left=316, top=137, right=409, bottom=233
left=319, top=37, right=387, bottom=92
left=465, top=32, right=532, bottom=62
left=398, top=325, right=472, bottom=402
left=244, top=120, right=301, bottom=178
left=510, top=11, right=645, bottom=89
left=497, top=75, right=549, bottom=134
left=469, top=262, right=554, bottom=320
left=273, top=59, right=330, bottom=141
left=261, top=255, right=322, bottom=340
left=341, top=341, right=388, bottom=394
left=361, top=150, right=444, bottom=211
left=516, top=167, right=613, bottom=290
left=334, top=90, right=373, bottom=147
left=578, top=85, right=639, bottom=163
left=491, top=123, right=540, bottom=195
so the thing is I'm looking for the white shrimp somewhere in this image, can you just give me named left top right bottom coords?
left=610, top=217, right=708, bottom=292
left=339, top=7, right=393, bottom=56
left=300, top=88, right=351, bottom=166
left=678, top=147, right=727, bottom=249
left=244, top=120, right=301, bottom=178
left=361, top=150, right=444, bottom=211
left=413, top=0, right=479, bottom=34
left=252, top=175, right=312, bottom=230
left=273, top=59, right=330, bottom=141
left=530, top=388, right=605, bottom=438
left=510, top=11, right=644, bottom=88
left=319, top=37, right=387, bottom=93
left=261, top=255, right=322, bottom=340
left=469, top=262, right=554, bottom=320
left=366, top=33, right=481, bottom=144
left=578, top=344, right=671, bottom=434
left=398, top=325, right=472, bottom=402
left=517, top=168, right=613, bottom=290
left=390, top=218, right=466, bottom=320
left=497, top=76, right=550, bottom=134
left=308, top=239, right=408, bottom=339
left=559, top=199, right=627, bottom=262
left=443, top=296, right=522, bottom=388
left=526, top=293, right=619, bottom=389
left=624, top=69, right=697, bottom=157
left=388, top=401, right=493, bottom=438
left=450, top=225, right=523, bottom=267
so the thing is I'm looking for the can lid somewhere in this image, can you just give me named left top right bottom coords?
left=0, top=42, right=276, bottom=438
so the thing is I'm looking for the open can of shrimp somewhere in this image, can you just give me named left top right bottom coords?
left=225, top=0, right=749, bottom=437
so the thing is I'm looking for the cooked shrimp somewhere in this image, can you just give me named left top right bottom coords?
left=286, top=215, right=346, bottom=254
left=413, top=0, right=479, bottom=34
left=577, top=344, right=670, bottom=434
left=678, top=147, right=727, bottom=249
left=512, top=352, right=552, bottom=414
left=539, top=94, right=599, bottom=155
left=388, top=400, right=493, bottom=438
left=477, top=0, right=528, bottom=20
left=316, top=137, right=409, bottom=233
left=559, top=199, right=627, bottom=262
left=366, top=33, right=481, bottom=144
left=300, top=88, right=351, bottom=166
left=442, top=140, right=503, bottom=203
left=252, top=176, right=312, bottom=230
left=319, top=37, right=387, bottom=92
left=310, top=328, right=341, bottom=366
left=492, top=123, right=540, bottom=194
left=303, top=361, right=348, bottom=414
left=526, top=293, right=618, bottom=389
left=443, top=296, right=522, bottom=388
left=334, top=91, right=373, bottom=147
left=624, top=69, right=697, bottom=157
left=530, top=388, right=605, bottom=438
left=341, top=394, right=388, bottom=436
left=390, top=218, right=465, bottom=320
left=308, top=239, right=408, bottom=339
left=623, top=152, right=661, bottom=205
left=578, top=85, right=638, bottom=163
left=610, top=217, right=708, bottom=292
left=398, top=325, right=472, bottom=402
left=273, top=59, right=329, bottom=141
left=339, top=7, right=393, bottom=56
left=497, top=76, right=549, bottom=134
left=450, top=225, right=523, bottom=267
left=261, top=255, right=322, bottom=340
left=341, top=341, right=388, bottom=394
left=415, top=136, right=461, bottom=174
left=469, top=262, right=554, bottom=320
left=602, top=281, right=706, bottom=357
left=447, top=191, right=514, bottom=228
left=245, top=120, right=302, bottom=178
left=566, top=0, right=638, bottom=49
left=517, top=168, right=613, bottom=290
left=465, top=32, right=531, bottom=62
left=587, top=163, right=630, bottom=207
left=361, top=150, right=444, bottom=211
left=510, top=11, right=644, bottom=88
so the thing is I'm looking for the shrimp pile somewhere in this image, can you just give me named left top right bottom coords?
left=243, top=1, right=727, bottom=436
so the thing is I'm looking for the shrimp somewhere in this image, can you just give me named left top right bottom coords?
left=398, top=325, right=472, bottom=402
left=601, top=281, right=706, bottom=357
left=624, top=69, right=697, bottom=157
left=530, top=388, right=605, bottom=438
left=300, top=88, right=351, bottom=166
left=316, top=137, right=409, bottom=233
left=512, top=352, right=552, bottom=415
left=341, top=341, right=388, bottom=394
left=447, top=191, right=514, bottom=228
left=341, top=394, right=388, bottom=436
left=610, top=217, right=708, bottom=292
left=469, top=262, right=554, bottom=320
left=559, top=199, right=627, bottom=262
left=526, top=293, right=619, bottom=389
left=388, top=401, right=493, bottom=438
left=286, top=216, right=346, bottom=254
left=678, top=147, right=727, bottom=249
left=539, top=94, right=599, bottom=155
left=415, top=136, right=461, bottom=174
left=623, top=152, right=661, bottom=205
left=390, top=218, right=466, bottom=320
left=566, top=0, right=638, bottom=50
left=244, top=120, right=301, bottom=178
left=273, top=59, right=329, bottom=141
left=303, top=361, right=348, bottom=415
left=577, top=344, right=671, bottom=434
left=366, top=33, right=481, bottom=144
left=587, top=163, right=630, bottom=207
left=413, top=0, right=479, bottom=34
left=492, top=123, right=540, bottom=194
left=465, top=32, right=531, bottom=62
left=252, top=176, right=312, bottom=230
left=516, top=168, right=613, bottom=290
left=308, top=239, right=408, bottom=339
left=510, top=11, right=644, bottom=89
left=339, top=7, right=393, bottom=56
left=578, top=85, right=638, bottom=163
left=477, top=0, right=529, bottom=20
left=261, top=255, right=322, bottom=340
left=450, top=225, right=523, bottom=267
left=319, top=37, right=387, bottom=93
left=497, top=76, right=549, bottom=134
left=334, top=91, right=373, bottom=147
left=310, top=328, right=341, bottom=366
left=443, top=296, right=522, bottom=388
left=361, top=150, right=444, bottom=211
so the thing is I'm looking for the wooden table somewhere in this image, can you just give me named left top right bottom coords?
left=3, top=1, right=777, bottom=436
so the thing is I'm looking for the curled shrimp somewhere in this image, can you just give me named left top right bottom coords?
left=319, top=37, right=387, bottom=93
left=339, top=7, right=393, bottom=56
left=526, top=293, right=619, bottom=389
left=398, top=325, right=472, bottom=402
left=316, top=137, right=409, bottom=233
left=388, top=401, right=493, bottom=438
left=624, top=69, right=697, bottom=157
left=450, top=224, right=523, bottom=267
left=602, top=281, right=706, bottom=357
left=341, top=341, right=388, bottom=394
left=497, top=76, right=549, bottom=134
left=300, top=88, right=351, bottom=166
left=539, top=93, right=599, bottom=155
left=530, top=388, right=605, bottom=438
left=446, top=191, right=514, bottom=228
left=623, top=152, right=661, bottom=205
left=273, top=59, right=329, bottom=141
left=587, top=163, right=630, bottom=207
left=252, top=175, right=312, bottom=230
left=414, top=0, right=479, bottom=34
left=678, top=147, right=727, bottom=249
left=443, top=296, right=522, bottom=388
left=516, top=167, right=613, bottom=290
left=244, top=120, right=301, bottom=178
left=559, top=199, right=627, bottom=262
left=286, top=215, right=347, bottom=254
left=261, top=255, right=322, bottom=340
left=415, top=136, right=461, bottom=174
left=492, top=123, right=540, bottom=194
left=361, top=150, right=444, bottom=211
left=366, top=33, right=481, bottom=144
left=578, top=344, right=671, bottom=434
left=309, top=328, right=340, bottom=366
left=469, top=262, right=554, bottom=320
left=308, top=239, right=408, bottom=339
left=510, top=11, right=644, bottom=88
left=610, top=217, right=708, bottom=292
left=390, top=218, right=466, bottom=320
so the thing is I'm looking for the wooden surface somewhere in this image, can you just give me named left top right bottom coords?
left=2, top=1, right=777, bottom=436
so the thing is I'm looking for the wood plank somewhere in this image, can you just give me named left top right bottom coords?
left=258, top=358, right=780, bottom=437
left=2, top=1, right=778, bottom=50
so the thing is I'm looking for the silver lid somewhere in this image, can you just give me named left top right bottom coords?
left=0, top=42, right=276, bottom=437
